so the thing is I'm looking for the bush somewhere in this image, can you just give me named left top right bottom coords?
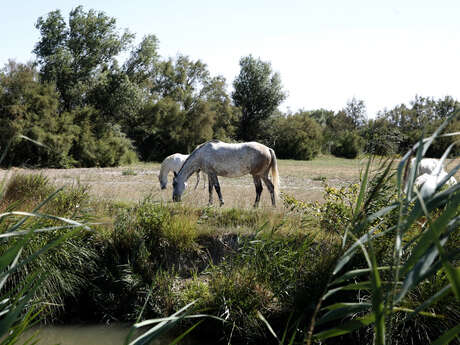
left=1, top=173, right=53, bottom=205
left=71, top=109, right=138, bottom=167
left=362, top=118, right=402, bottom=156
left=271, top=112, right=323, bottom=160
left=331, top=130, right=364, bottom=158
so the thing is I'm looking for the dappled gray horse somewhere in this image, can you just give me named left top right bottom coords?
left=172, top=140, right=279, bottom=207
left=158, top=153, right=204, bottom=190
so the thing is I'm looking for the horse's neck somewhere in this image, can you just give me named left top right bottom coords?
left=178, top=156, right=201, bottom=182
left=159, top=160, right=172, bottom=182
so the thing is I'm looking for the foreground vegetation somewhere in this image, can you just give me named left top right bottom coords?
left=1, top=134, right=459, bottom=344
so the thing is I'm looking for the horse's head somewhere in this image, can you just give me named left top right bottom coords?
left=172, top=172, right=186, bottom=202
left=158, top=174, right=167, bottom=190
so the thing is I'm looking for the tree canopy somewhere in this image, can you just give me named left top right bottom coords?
left=232, top=55, right=286, bottom=141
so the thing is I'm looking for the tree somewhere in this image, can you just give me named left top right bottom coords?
left=322, top=110, right=356, bottom=155
left=0, top=61, right=137, bottom=167
left=0, top=61, right=78, bottom=167
left=123, top=34, right=160, bottom=87
left=308, top=109, right=335, bottom=128
left=330, top=130, right=364, bottom=159
left=362, top=117, right=401, bottom=156
left=33, top=6, right=134, bottom=111
left=232, top=55, right=286, bottom=141
left=87, top=66, right=143, bottom=127
left=270, top=111, right=323, bottom=160
left=344, top=97, right=367, bottom=128
left=132, top=55, right=236, bottom=160
left=380, top=95, right=460, bottom=156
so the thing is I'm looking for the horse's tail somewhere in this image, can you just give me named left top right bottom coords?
left=269, top=148, right=280, bottom=199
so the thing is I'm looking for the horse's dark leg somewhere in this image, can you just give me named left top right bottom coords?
left=194, top=170, right=200, bottom=190
left=213, top=175, right=224, bottom=206
left=207, top=173, right=215, bottom=205
left=253, top=176, right=263, bottom=208
left=262, top=176, right=276, bottom=207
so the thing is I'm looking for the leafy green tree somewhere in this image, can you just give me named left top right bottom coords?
left=362, top=117, right=402, bottom=156
left=33, top=6, right=134, bottom=111
left=344, top=97, right=367, bottom=128
left=0, top=61, right=137, bottom=168
left=321, top=108, right=366, bottom=158
left=202, top=76, right=239, bottom=141
left=0, top=61, right=78, bottom=167
left=270, top=112, right=323, bottom=160
left=322, top=110, right=355, bottom=155
left=87, top=66, right=143, bottom=127
left=330, top=130, right=364, bottom=159
left=232, top=55, right=286, bottom=141
left=69, top=106, right=138, bottom=167
left=123, top=34, right=160, bottom=87
left=308, top=109, right=335, bottom=128
left=133, top=55, right=238, bottom=160
left=379, top=95, right=460, bottom=156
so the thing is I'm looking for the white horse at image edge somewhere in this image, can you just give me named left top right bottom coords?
left=405, top=157, right=457, bottom=197
left=172, top=140, right=279, bottom=207
left=158, top=153, right=205, bottom=190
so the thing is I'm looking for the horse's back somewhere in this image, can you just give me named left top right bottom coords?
left=200, top=141, right=273, bottom=177
left=162, top=153, right=189, bottom=172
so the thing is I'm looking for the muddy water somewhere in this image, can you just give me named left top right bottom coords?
left=21, top=323, right=203, bottom=345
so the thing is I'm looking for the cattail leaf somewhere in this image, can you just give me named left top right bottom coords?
left=1, top=211, right=91, bottom=232
left=168, top=320, right=204, bottom=345
left=396, top=237, right=448, bottom=303
left=0, top=273, right=45, bottom=337
left=126, top=301, right=197, bottom=345
left=404, top=284, right=452, bottom=322
left=333, top=227, right=392, bottom=275
left=317, top=303, right=372, bottom=326
left=430, top=324, right=460, bottom=345
left=330, top=266, right=397, bottom=286
left=354, top=158, right=371, bottom=219
left=322, top=281, right=375, bottom=300
left=442, top=263, right=460, bottom=301
left=314, top=313, right=375, bottom=340
left=402, top=191, right=460, bottom=277
left=257, top=311, right=279, bottom=341
left=0, top=239, right=26, bottom=271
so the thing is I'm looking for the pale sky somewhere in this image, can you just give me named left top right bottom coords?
left=1, top=0, right=460, bottom=117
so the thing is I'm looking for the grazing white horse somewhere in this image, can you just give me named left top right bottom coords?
left=414, top=171, right=457, bottom=198
left=158, top=153, right=205, bottom=190
left=405, top=157, right=457, bottom=196
left=411, top=158, right=439, bottom=176
left=172, top=140, right=279, bottom=207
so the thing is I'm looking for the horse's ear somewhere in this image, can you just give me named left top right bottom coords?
left=173, top=171, right=177, bottom=178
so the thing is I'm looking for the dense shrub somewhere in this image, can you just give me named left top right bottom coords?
left=72, top=122, right=138, bottom=167
left=362, top=118, right=402, bottom=156
left=268, top=112, right=323, bottom=160
left=330, top=130, right=364, bottom=158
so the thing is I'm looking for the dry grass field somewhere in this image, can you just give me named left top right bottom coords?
left=1, top=155, right=459, bottom=209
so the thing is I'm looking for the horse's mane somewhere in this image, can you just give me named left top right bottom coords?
left=176, top=140, right=222, bottom=178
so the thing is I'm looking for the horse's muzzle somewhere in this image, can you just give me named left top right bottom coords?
left=173, top=194, right=181, bottom=202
